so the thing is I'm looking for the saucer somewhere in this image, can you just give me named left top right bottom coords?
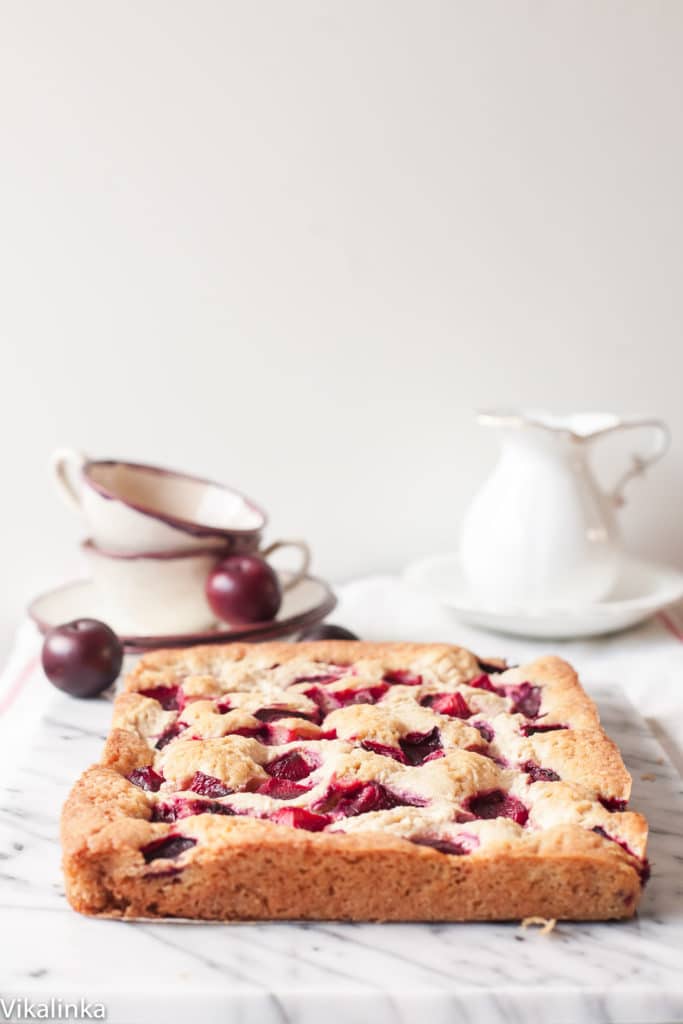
left=28, top=572, right=337, bottom=652
left=403, top=553, right=683, bottom=639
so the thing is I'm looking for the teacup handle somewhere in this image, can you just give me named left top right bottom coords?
left=261, top=539, right=311, bottom=592
left=51, top=448, right=87, bottom=511
left=598, top=419, right=670, bottom=508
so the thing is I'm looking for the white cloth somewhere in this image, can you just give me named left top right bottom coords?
left=2, top=575, right=683, bottom=774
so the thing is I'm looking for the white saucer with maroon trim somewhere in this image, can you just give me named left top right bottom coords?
left=28, top=572, right=336, bottom=652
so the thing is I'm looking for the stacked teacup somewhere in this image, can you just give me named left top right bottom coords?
left=52, top=450, right=309, bottom=637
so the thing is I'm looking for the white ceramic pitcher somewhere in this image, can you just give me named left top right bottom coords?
left=460, top=410, right=669, bottom=609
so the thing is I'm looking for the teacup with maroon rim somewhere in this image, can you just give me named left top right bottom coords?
left=82, top=541, right=225, bottom=635
left=82, top=538, right=312, bottom=636
left=52, top=449, right=267, bottom=554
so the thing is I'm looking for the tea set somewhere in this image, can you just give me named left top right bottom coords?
left=29, top=450, right=336, bottom=649
left=28, top=411, right=683, bottom=645
left=405, top=409, right=683, bottom=638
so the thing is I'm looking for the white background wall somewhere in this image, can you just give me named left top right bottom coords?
left=1, top=1, right=682, bottom=649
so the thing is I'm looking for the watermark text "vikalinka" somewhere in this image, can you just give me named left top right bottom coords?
left=0, top=998, right=106, bottom=1020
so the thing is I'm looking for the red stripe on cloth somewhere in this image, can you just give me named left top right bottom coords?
left=0, top=655, right=41, bottom=717
left=658, top=610, right=683, bottom=643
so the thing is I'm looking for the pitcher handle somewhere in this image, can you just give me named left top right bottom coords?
left=600, top=419, right=670, bottom=508
left=51, top=448, right=87, bottom=510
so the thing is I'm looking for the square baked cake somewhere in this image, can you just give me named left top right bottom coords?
left=61, top=641, right=649, bottom=920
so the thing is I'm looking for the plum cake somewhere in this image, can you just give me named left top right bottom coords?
left=61, top=641, right=649, bottom=920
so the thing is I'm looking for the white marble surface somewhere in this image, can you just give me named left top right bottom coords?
left=1, top=577, right=683, bottom=1023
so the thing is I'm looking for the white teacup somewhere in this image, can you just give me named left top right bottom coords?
left=82, top=538, right=311, bottom=636
left=52, top=449, right=267, bottom=554
left=82, top=541, right=223, bottom=635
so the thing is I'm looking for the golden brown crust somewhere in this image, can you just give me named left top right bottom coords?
left=61, top=641, right=648, bottom=920
left=102, top=727, right=155, bottom=776
left=64, top=819, right=642, bottom=921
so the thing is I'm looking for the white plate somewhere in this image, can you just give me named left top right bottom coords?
left=28, top=573, right=336, bottom=651
left=403, top=553, right=683, bottom=639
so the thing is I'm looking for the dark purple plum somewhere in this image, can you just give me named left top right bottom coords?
left=41, top=618, right=123, bottom=698
left=206, top=555, right=282, bottom=624
left=298, top=623, right=359, bottom=641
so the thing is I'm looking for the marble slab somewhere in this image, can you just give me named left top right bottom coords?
left=0, top=683, right=682, bottom=1024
